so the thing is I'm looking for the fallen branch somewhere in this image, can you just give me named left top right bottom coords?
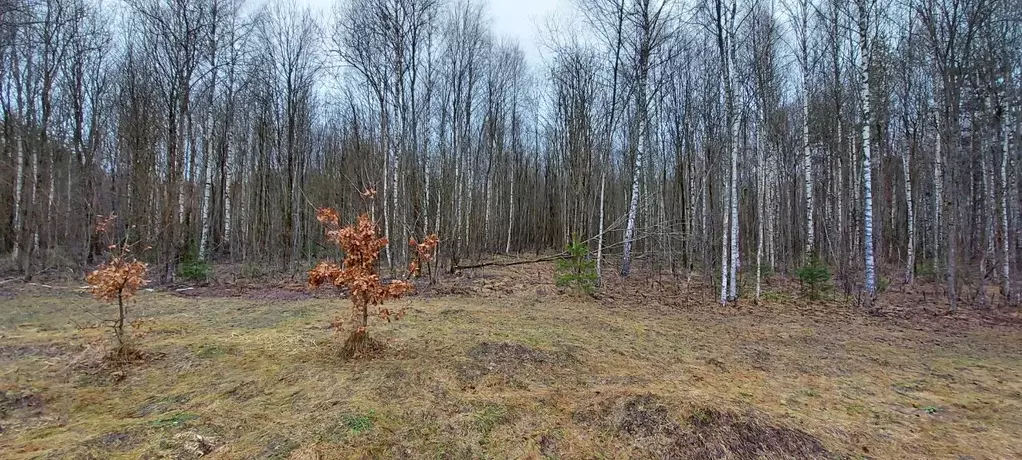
left=453, top=253, right=566, bottom=271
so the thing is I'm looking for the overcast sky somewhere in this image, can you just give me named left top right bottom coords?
left=297, top=0, right=575, bottom=66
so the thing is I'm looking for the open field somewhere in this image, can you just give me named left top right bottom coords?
left=2, top=265, right=1021, bottom=459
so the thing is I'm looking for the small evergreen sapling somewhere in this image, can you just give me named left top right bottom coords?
left=556, top=237, right=598, bottom=294
left=796, top=251, right=831, bottom=300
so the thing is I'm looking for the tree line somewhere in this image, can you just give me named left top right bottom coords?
left=1, top=0, right=1019, bottom=308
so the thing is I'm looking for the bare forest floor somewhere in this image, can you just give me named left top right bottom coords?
left=1, top=262, right=1021, bottom=459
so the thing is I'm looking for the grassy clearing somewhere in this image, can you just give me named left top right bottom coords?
left=1, top=266, right=1021, bottom=459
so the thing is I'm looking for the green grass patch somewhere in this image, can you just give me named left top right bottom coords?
left=151, top=412, right=200, bottom=428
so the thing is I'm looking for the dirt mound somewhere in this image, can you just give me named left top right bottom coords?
left=456, top=341, right=576, bottom=389
left=680, top=407, right=830, bottom=459
left=575, top=393, right=677, bottom=435
left=83, top=430, right=142, bottom=452
left=0, top=342, right=80, bottom=361
left=469, top=342, right=548, bottom=365
left=575, top=393, right=831, bottom=460
left=0, top=388, right=45, bottom=419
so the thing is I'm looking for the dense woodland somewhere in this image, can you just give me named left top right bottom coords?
left=1, top=0, right=1020, bottom=309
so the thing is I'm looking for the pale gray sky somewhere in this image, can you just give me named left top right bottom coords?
left=487, top=0, right=569, bottom=63
left=296, top=0, right=575, bottom=66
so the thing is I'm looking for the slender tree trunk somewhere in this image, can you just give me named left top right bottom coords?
left=857, top=3, right=876, bottom=299
left=179, top=116, right=191, bottom=226
left=728, top=108, right=739, bottom=301
left=199, top=117, right=214, bottom=260
left=720, top=179, right=730, bottom=304
left=983, top=103, right=996, bottom=284
left=390, top=121, right=400, bottom=265
left=728, top=107, right=739, bottom=300
left=902, top=140, right=915, bottom=284
left=224, top=128, right=233, bottom=250
left=621, top=39, right=649, bottom=277
left=29, top=121, right=40, bottom=263
left=622, top=132, right=643, bottom=277
left=803, top=66, right=814, bottom=258
left=1001, top=110, right=1012, bottom=301
left=381, top=95, right=392, bottom=268
left=933, top=112, right=943, bottom=271
left=726, top=6, right=739, bottom=301
left=507, top=159, right=515, bottom=254
left=756, top=113, right=765, bottom=301
left=116, top=289, right=125, bottom=347
left=596, top=170, right=605, bottom=280
left=12, top=125, right=24, bottom=261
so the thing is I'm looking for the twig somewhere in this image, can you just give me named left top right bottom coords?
left=453, top=253, right=566, bottom=270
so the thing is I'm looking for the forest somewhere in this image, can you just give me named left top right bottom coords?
left=0, top=0, right=1017, bottom=308
left=1, top=0, right=1022, bottom=458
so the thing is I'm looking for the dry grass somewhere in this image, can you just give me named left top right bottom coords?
left=1, top=264, right=1021, bottom=459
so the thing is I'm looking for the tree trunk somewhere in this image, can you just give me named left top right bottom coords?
left=933, top=112, right=943, bottom=271
left=507, top=158, right=516, bottom=254
left=199, top=116, right=214, bottom=261
left=621, top=34, right=649, bottom=277
left=1001, top=110, right=1012, bottom=301
left=12, top=125, right=24, bottom=261
left=857, top=3, right=876, bottom=299
left=903, top=137, right=915, bottom=283
left=803, top=60, right=814, bottom=258
left=756, top=112, right=765, bottom=301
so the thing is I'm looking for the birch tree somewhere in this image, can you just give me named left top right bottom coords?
left=855, top=0, right=877, bottom=299
left=620, top=0, right=671, bottom=277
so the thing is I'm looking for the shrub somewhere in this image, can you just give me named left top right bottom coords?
left=556, top=237, right=598, bottom=294
left=240, top=263, right=268, bottom=279
left=307, top=200, right=438, bottom=359
left=796, top=252, right=831, bottom=300
left=84, top=213, right=149, bottom=357
left=877, top=276, right=891, bottom=293
left=177, top=248, right=211, bottom=282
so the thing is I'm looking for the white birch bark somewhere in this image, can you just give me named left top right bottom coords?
left=1001, top=110, right=1011, bottom=300
left=756, top=115, right=765, bottom=301
left=621, top=95, right=644, bottom=277
left=701, top=167, right=708, bottom=265
left=984, top=145, right=995, bottom=270
left=224, top=128, right=233, bottom=245
left=728, top=102, right=739, bottom=301
left=390, top=128, right=399, bottom=264
left=621, top=22, right=650, bottom=277
left=725, top=2, right=739, bottom=301
left=803, top=56, right=814, bottom=257
left=933, top=111, right=942, bottom=265
left=595, top=170, right=605, bottom=276
left=857, top=1, right=876, bottom=298
left=179, top=119, right=191, bottom=226
left=507, top=161, right=515, bottom=254
left=837, top=125, right=844, bottom=260
left=380, top=95, right=392, bottom=267
left=30, top=130, right=40, bottom=254
left=484, top=137, right=493, bottom=249
left=464, top=148, right=474, bottom=253
left=46, top=150, right=55, bottom=245
left=720, top=179, right=730, bottom=304
left=424, top=154, right=431, bottom=237
left=902, top=139, right=915, bottom=283
left=768, top=160, right=776, bottom=269
left=239, top=122, right=252, bottom=255
left=198, top=118, right=214, bottom=261
left=12, top=128, right=24, bottom=261
left=983, top=101, right=995, bottom=275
